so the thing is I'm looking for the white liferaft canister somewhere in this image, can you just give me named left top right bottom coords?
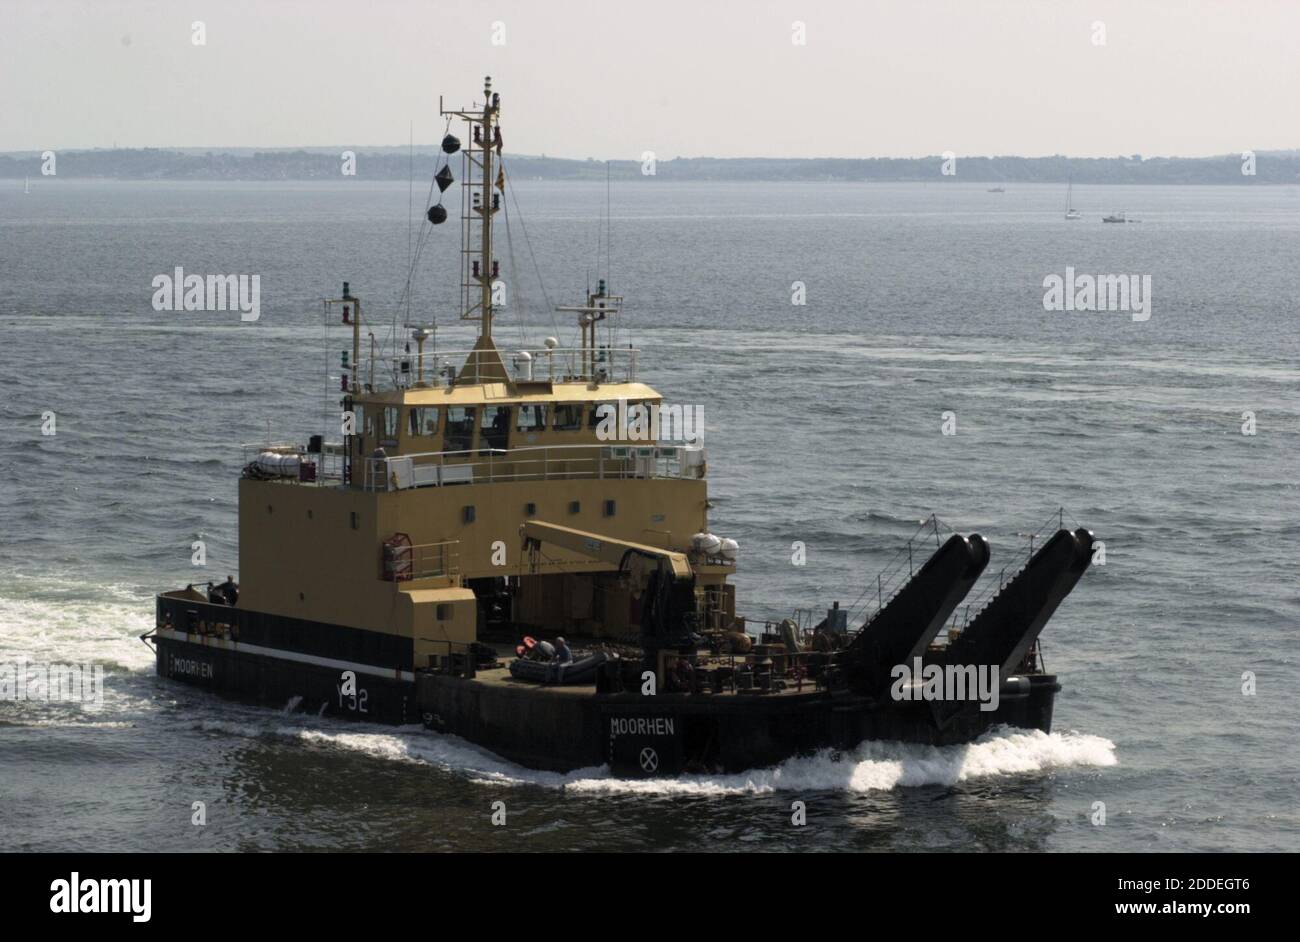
left=694, top=532, right=722, bottom=556
left=256, top=451, right=300, bottom=476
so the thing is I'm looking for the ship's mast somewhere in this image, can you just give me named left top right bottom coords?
left=440, top=76, right=508, bottom=381
left=556, top=280, right=622, bottom=380
left=478, top=77, right=496, bottom=341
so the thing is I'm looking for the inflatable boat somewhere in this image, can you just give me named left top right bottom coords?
left=509, top=651, right=616, bottom=686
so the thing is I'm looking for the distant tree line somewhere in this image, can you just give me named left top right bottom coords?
left=3, top=148, right=1298, bottom=183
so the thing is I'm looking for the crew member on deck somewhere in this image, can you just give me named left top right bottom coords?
left=215, top=575, right=239, bottom=606
left=554, top=636, right=573, bottom=665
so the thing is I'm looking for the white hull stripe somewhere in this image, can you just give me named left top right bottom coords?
left=155, top=627, right=416, bottom=683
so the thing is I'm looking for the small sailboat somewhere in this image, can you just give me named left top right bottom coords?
left=1064, top=176, right=1080, bottom=220
left=24, top=176, right=30, bottom=194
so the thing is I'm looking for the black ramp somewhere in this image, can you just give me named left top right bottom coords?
left=939, top=528, right=1094, bottom=675
left=845, top=533, right=990, bottom=695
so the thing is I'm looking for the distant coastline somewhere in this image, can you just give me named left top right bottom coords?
left=4, top=148, right=1299, bottom=183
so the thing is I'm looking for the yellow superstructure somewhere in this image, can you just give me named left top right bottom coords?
left=235, top=76, right=736, bottom=674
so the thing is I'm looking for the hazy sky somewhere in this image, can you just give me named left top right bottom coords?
left=3, top=0, right=1297, bottom=158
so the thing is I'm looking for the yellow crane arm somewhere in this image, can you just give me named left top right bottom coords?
left=520, top=521, right=692, bottom=581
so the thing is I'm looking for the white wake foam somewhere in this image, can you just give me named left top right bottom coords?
left=0, top=573, right=155, bottom=672
left=564, top=728, right=1117, bottom=796
left=251, top=722, right=1117, bottom=795
left=295, top=728, right=595, bottom=787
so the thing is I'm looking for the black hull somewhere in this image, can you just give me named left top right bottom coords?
left=154, top=625, right=1059, bottom=778
left=156, top=633, right=416, bottom=724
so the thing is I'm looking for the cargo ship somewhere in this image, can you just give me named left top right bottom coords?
left=149, top=78, right=1095, bottom=777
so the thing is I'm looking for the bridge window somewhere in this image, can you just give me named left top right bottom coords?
left=409, top=407, right=439, bottom=437
left=554, top=404, right=583, bottom=431
left=446, top=407, right=475, bottom=454
left=379, top=406, right=400, bottom=442
left=355, top=405, right=378, bottom=438
left=351, top=405, right=369, bottom=453
left=481, top=406, right=510, bottom=454
left=516, top=403, right=547, bottom=432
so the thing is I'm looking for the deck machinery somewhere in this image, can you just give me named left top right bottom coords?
left=151, top=78, right=1095, bottom=776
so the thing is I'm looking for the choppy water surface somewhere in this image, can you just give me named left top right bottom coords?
left=1, top=180, right=1297, bottom=851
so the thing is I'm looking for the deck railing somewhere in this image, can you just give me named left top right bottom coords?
left=841, top=514, right=949, bottom=636
left=361, top=345, right=640, bottom=392
left=942, top=508, right=1080, bottom=639
left=241, top=441, right=704, bottom=491
left=641, top=644, right=848, bottom=695
left=358, top=443, right=702, bottom=491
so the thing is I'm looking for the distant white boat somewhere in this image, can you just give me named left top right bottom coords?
left=1065, top=176, right=1080, bottom=220
left=24, top=175, right=30, bottom=194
